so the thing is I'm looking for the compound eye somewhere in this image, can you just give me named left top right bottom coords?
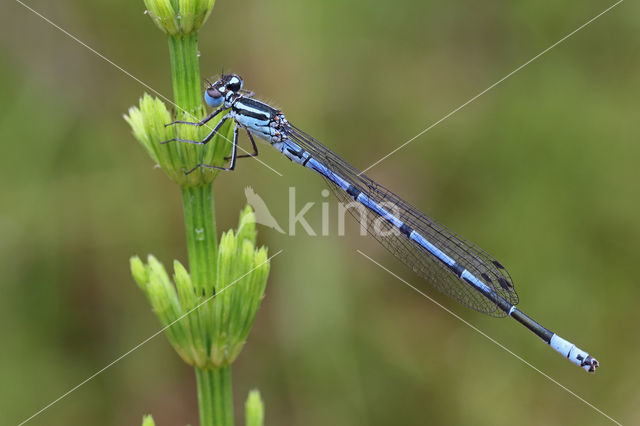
left=204, top=87, right=223, bottom=107
left=226, top=75, right=243, bottom=92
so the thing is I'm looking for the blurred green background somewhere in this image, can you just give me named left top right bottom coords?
left=1, top=0, right=638, bottom=424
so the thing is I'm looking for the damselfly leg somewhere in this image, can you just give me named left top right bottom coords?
left=164, top=106, right=225, bottom=128
left=184, top=125, right=239, bottom=174
left=227, top=129, right=258, bottom=160
left=163, top=103, right=261, bottom=173
left=161, top=113, right=231, bottom=146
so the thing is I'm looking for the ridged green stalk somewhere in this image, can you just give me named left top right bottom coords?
left=126, top=2, right=270, bottom=425
left=196, top=366, right=234, bottom=426
left=182, top=184, right=218, bottom=296
left=168, top=33, right=202, bottom=111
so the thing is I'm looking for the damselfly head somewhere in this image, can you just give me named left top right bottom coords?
left=221, top=73, right=243, bottom=93
left=204, top=73, right=243, bottom=107
left=204, top=86, right=224, bottom=107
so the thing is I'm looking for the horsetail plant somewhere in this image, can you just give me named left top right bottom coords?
left=245, top=390, right=265, bottom=426
left=124, top=1, right=270, bottom=425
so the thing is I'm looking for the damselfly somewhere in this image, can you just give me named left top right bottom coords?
left=163, top=73, right=598, bottom=372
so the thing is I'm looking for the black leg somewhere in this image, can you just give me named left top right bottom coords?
left=184, top=125, right=240, bottom=175
left=162, top=114, right=230, bottom=145
left=165, top=106, right=224, bottom=127
left=226, top=128, right=259, bottom=160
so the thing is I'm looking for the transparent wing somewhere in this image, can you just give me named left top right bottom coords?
left=286, top=124, right=518, bottom=317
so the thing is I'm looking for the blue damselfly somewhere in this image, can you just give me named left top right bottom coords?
left=163, top=73, right=598, bottom=372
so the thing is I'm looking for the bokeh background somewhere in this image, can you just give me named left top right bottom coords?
left=1, top=0, right=638, bottom=424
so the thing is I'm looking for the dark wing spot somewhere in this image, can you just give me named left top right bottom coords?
left=497, top=277, right=511, bottom=290
left=492, top=260, right=505, bottom=269
left=480, top=273, right=493, bottom=284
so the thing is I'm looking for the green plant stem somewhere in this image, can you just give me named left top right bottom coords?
left=196, top=366, right=234, bottom=426
left=170, top=31, right=233, bottom=426
left=181, top=184, right=218, bottom=293
left=168, top=33, right=202, bottom=111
